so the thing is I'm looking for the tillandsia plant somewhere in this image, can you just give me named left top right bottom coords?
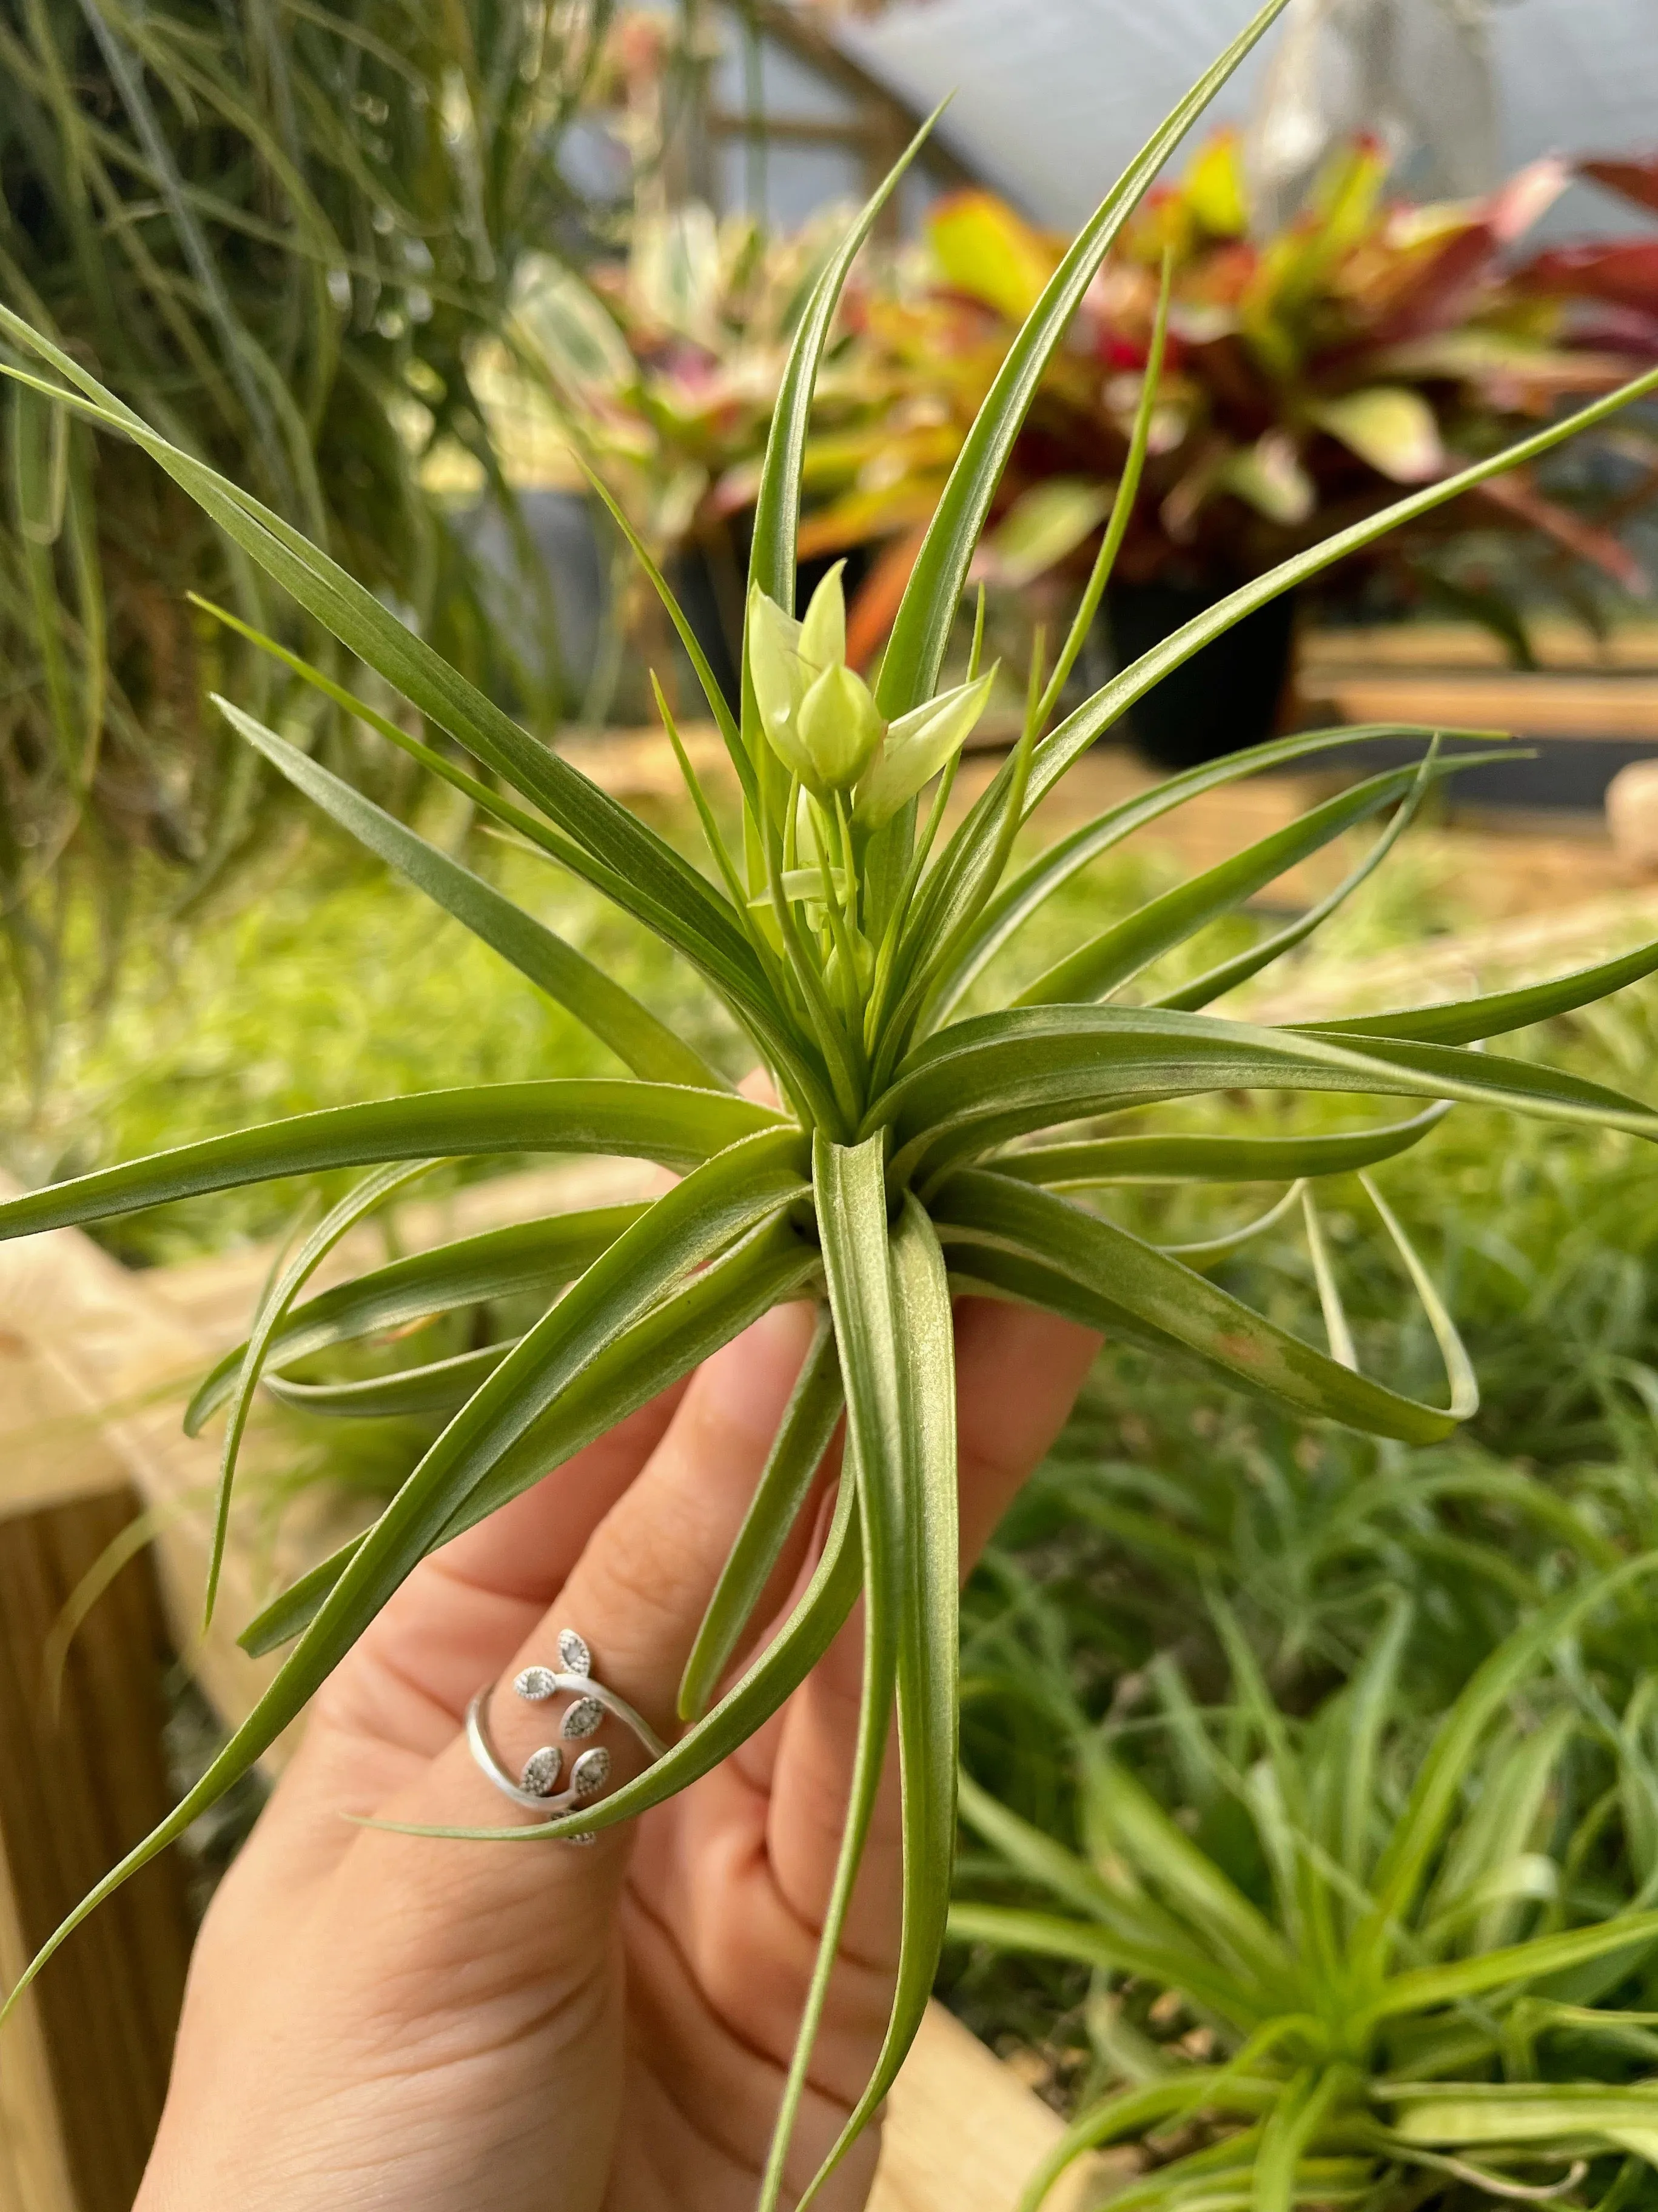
left=8, top=3, right=1658, bottom=2197
left=952, top=1580, right=1658, bottom=2212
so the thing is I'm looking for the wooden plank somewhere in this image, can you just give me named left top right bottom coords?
left=0, top=1809, right=77, bottom=2212
left=0, top=1307, right=198, bottom=2210
left=1301, top=620, right=1658, bottom=673
left=0, top=1336, right=102, bottom=2212
left=0, top=1189, right=284, bottom=1746
left=872, top=2001, right=1118, bottom=2212
left=0, top=1486, right=193, bottom=2212
left=1306, top=669, right=1658, bottom=740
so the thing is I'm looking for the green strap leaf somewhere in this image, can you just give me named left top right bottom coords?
left=1301, top=1187, right=1357, bottom=1371
left=0, top=1081, right=782, bottom=1241
left=189, top=592, right=642, bottom=894
left=264, top=1341, right=514, bottom=1421
left=861, top=0, right=1291, bottom=930
left=765, top=1133, right=908, bottom=2210
left=964, top=1761, right=1270, bottom=2016
left=1156, top=740, right=1449, bottom=1013
left=1160, top=1181, right=1304, bottom=1269
left=1035, top=254, right=1174, bottom=734
left=206, top=1160, right=434, bottom=1622
left=186, top=1204, right=648, bottom=1432
left=743, top=104, right=942, bottom=894
left=805, top=1195, right=960, bottom=2208
left=874, top=0, right=1292, bottom=719
left=574, top=457, right=754, bottom=809
left=185, top=590, right=791, bottom=1071
left=243, top=1208, right=824, bottom=1655
left=1364, top=1911, right=1658, bottom=2028
left=1025, top=360, right=1658, bottom=814
left=874, top=1007, right=1658, bottom=1185
left=1304, top=932, right=1658, bottom=1047
left=1353, top=1557, right=1658, bottom=1984
left=1016, top=756, right=1492, bottom=1008
left=1361, top=1171, right=1478, bottom=1421
left=988, top=1105, right=1453, bottom=1189
left=924, top=355, right=1658, bottom=970
left=1380, top=2079, right=1658, bottom=2134
left=1081, top=1747, right=1300, bottom=1998
left=748, top=112, right=942, bottom=623
left=215, top=696, right=727, bottom=1091
left=753, top=1434, right=893, bottom=2212
left=677, top=1310, right=843, bottom=1722
left=929, top=1169, right=1463, bottom=1443
left=945, top=1238, right=1200, bottom=1364
left=239, top=1532, right=366, bottom=1658
left=440, top=1212, right=821, bottom=1541
left=1007, top=2076, right=1276, bottom=2212
left=928, top=726, right=1494, bottom=1028
left=1254, top=2066, right=1358, bottom=2212
left=956, top=1766, right=1123, bottom=1923
left=945, top=1902, right=1271, bottom=2029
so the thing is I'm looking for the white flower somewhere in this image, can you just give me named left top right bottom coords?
left=747, top=565, right=882, bottom=797
left=853, top=669, right=996, bottom=830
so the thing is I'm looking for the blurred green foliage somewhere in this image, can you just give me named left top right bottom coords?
left=0, top=0, right=632, bottom=1058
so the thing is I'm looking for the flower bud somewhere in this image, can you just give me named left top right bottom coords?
left=853, top=668, right=996, bottom=829
left=796, top=662, right=885, bottom=796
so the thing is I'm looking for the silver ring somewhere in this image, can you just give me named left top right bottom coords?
left=466, top=1627, right=668, bottom=1832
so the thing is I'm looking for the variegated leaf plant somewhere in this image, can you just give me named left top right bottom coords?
left=4, top=4, right=1658, bottom=2200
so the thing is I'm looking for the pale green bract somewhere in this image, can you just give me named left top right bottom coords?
left=5, top=4, right=1658, bottom=2201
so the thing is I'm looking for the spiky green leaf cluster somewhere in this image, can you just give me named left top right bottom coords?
left=5, top=4, right=1658, bottom=2200
left=955, top=1577, right=1658, bottom=2212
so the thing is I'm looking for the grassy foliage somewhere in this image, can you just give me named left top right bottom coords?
left=0, top=815, right=737, bottom=1263
left=953, top=1589, right=1658, bottom=2212
left=0, top=0, right=619, bottom=1056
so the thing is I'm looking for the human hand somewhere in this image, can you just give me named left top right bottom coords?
left=136, top=1293, right=1098, bottom=2212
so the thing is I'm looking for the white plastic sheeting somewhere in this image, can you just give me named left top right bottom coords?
left=834, top=0, right=1658, bottom=240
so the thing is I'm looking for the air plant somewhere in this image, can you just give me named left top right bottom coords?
left=5, top=4, right=1658, bottom=2200
left=953, top=1580, right=1658, bottom=2212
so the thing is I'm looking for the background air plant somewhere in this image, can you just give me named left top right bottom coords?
left=5, top=4, right=1658, bottom=2200
left=953, top=1583, right=1658, bottom=2212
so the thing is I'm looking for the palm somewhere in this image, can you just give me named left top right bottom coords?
left=609, top=1718, right=896, bottom=2211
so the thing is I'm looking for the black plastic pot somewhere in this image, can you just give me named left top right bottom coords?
left=1105, top=580, right=1297, bottom=771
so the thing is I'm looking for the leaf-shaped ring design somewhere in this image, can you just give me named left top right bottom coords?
left=466, top=1627, right=670, bottom=1824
